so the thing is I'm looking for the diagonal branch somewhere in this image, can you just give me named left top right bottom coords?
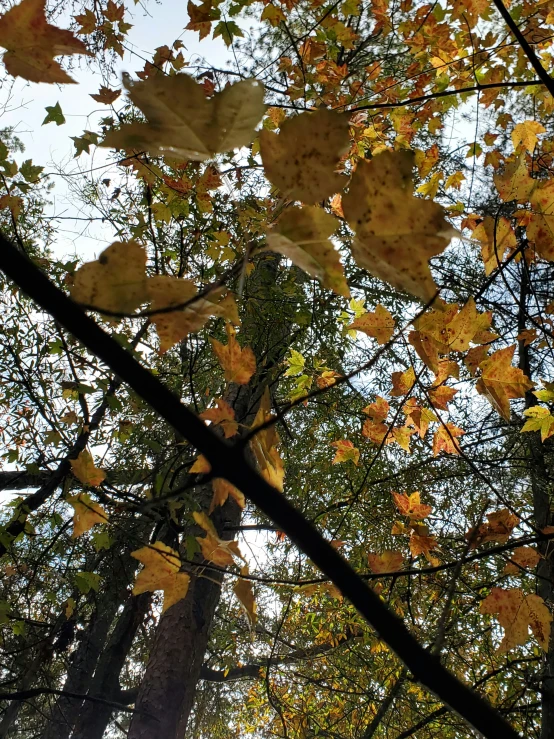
left=0, top=232, right=521, bottom=739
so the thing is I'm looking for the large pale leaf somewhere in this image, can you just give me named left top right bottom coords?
left=264, top=206, right=349, bottom=296
left=260, top=109, right=349, bottom=204
left=101, top=75, right=265, bottom=160
left=342, top=151, right=455, bottom=301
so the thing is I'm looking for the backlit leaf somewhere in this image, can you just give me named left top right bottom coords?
left=131, top=542, right=190, bottom=613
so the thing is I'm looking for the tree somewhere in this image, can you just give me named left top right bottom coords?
left=0, top=0, right=554, bottom=737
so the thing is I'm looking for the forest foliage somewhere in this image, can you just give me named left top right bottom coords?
left=0, top=0, right=554, bottom=736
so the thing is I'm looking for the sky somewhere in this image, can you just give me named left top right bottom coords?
left=0, top=0, right=233, bottom=258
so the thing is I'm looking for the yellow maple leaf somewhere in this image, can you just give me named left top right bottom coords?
left=193, top=511, right=244, bottom=566
left=250, top=388, right=284, bottom=490
left=493, top=154, right=535, bottom=203
left=342, top=151, right=455, bottom=301
left=363, top=395, right=389, bottom=421
left=348, top=304, right=395, bottom=344
left=428, top=384, right=457, bottom=411
left=521, top=406, right=554, bottom=442
left=70, top=450, right=106, bottom=487
left=511, top=120, right=546, bottom=153
left=264, top=206, right=349, bottom=297
left=390, top=366, right=416, bottom=397
left=409, top=531, right=439, bottom=561
left=209, top=478, right=245, bottom=513
left=234, top=566, right=257, bottom=626
left=260, top=109, right=349, bottom=204
left=367, top=550, right=404, bottom=574
left=189, top=454, right=211, bottom=474
left=392, top=491, right=432, bottom=520
left=480, top=587, right=552, bottom=652
left=68, top=493, right=108, bottom=539
left=210, top=324, right=256, bottom=385
left=131, top=541, right=190, bottom=613
left=527, top=180, right=554, bottom=261
left=147, top=276, right=225, bottom=353
left=476, top=345, right=534, bottom=421
left=391, top=424, right=414, bottom=453
left=403, top=399, right=437, bottom=438
left=466, top=509, right=520, bottom=548
left=330, top=439, right=360, bottom=465
left=71, top=240, right=148, bottom=316
left=432, top=423, right=464, bottom=456
left=472, top=216, right=517, bottom=275
left=200, top=398, right=238, bottom=438
left=102, top=75, right=265, bottom=160
left=0, top=0, right=91, bottom=84
left=503, top=546, right=541, bottom=575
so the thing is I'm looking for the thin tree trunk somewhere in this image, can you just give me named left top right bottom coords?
left=517, top=262, right=554, bottom=739
left=70, top=593, right=151, bottom=739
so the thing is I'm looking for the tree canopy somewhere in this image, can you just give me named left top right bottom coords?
left=0, top=0, right=554, bottom=737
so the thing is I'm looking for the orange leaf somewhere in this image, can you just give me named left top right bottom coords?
left=466, top=509, right=520, bottom=548
left=390, top=367, right=416, bottom=397
left=200, top=398, right=238, bottom=438
left=432, top=423, right=464, bottom=456
left=367, top=550, right=404, bottom=574
left=331, top=439, right=360, bottom=465
left=476, top=345, right=534, bottom=420
left=392, top=491, right=432, bottom=520
left=0, top=0, right=91, bottom=83
left=210, top=324, right=256, bottom=385
left=348, top=304, right=395, bottom=344
left=480, top=587, right=552, bottom=652
left=503, top=546, right=541, bottom=575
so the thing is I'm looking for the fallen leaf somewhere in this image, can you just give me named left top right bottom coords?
left=521, top=406, right=554, bottom=442
left=234, top=566, right=257, bottom=626
left=90, top=85, right=121, bottom=104
left=70, top=450, right=106, bottom=487
left=210, top=324, right=256, bottom=385
left=476, top=345, right=534, bottom=420
left=0, top=0, right=91, bottom=84
left=348, top=304, right=395, bottom=344
left=131, top=541, right=190, bottom=613
left=480, top=587, right=552, bottom=652
left=367, top=550, right=404, bottom=574
left=68, top=493, right=108, bottom=538
left=264, top=206, right=349, bottom=297
left=342, top=151, right=455, bottom=301
left=250, top=388, right=284, bottom=490
left=71, top=240, right=148, bottom=316
left=466, top=509, right=520, bottom=548
left=503, top=546, right=541, bottom=575
left=260, top=109, right=349, bottom=204
left=193, top=511, right=244, bottom=566
left=102, top=75, right=265, bottom=160
left=331, top=439, right=360, bottom=465
left=200, top=398, right=238, bottom=438
left=432, top=423, right=464, bottom=456
left=209, top=478, right=245, bottom=513
left=392, top=491, right=432, bottom=520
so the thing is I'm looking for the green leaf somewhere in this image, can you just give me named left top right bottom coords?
left=74, top=571, right=102, bottom=594
left=71, top=131, right=100, bottom=157
left=213, top=20, right=244, bottom=46
left=43, top=102, right=66, bottom=126
left=285, top=349, right=305, bottom=377
left=20, top=159, right=44, bottom=183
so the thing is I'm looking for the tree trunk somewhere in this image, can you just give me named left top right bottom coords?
left=70, top=592, right=151, bottom=739
left=517, top=262, right=554, bottom=739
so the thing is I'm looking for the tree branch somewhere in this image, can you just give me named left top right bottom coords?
left=0, top=232, right=521, bottom=739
